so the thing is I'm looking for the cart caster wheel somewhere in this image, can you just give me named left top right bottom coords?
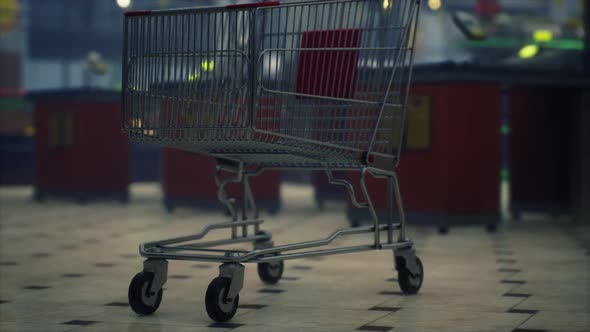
left=437, top=225, right=449, bottom=235
left=397, top=256, right=423, bottom=295
left=205, top=277, right=239, bottom=322
left=485, top=223, right=497, bottom=233
left=257, top=260, right=284, bottom=285
left=128, top=272, right=163, bottom=315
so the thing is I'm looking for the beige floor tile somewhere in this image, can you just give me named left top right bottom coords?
left=1, top=184, right=589, bottom=332
left=518, top=311, right=590, bottom=332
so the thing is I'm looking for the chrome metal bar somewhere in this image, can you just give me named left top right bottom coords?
left=244, top=174, right=259, bottom=221
left=122, top=17, right=129, bottom=129
left=325, top=168, right=368, bottom=209
left=140, top=251, right=237, bottom=262
left=128, top=48, right=250, bottom=60
left=257, top=245, right=374, bottom=262
left=248, top=8, right=257, bottom=137
left=380, top=240, right=413, bottom=250
left=160, top=247, right=250, bottom=253
left=260, top=46, right=409, bottom=52
left=163, top=234, right=269, bottom=250
left=258, top=241, right=413, bottom=262
left=241, top=174, right=251, bottom=236
left=394, top=1, right=421, bottom=168
left=392, top=171, right=406, bottom=241
left=366, top=1, right=418, bottom=161
left=141, top=238, right=411, bottom=264
left=237, top=224, right=388, bottom=262
left=214, top=160, right=244, bottom=239
left=360, top=168, right=380, bottom=247
left=387, top=175, right=394, bottom=244
left=142, top=219, right=263, bottom=247
left=255, top=85, right=404, bottom=108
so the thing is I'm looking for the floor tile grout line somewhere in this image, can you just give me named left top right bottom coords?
left=508, top=284, right=523, bottom=294
left=374, top=296, right=399, bottom=308
left=509, top=296, right=529, bottom=311
left=494, top=243, right=521, bottom=280
left=513, top=311, right=537, bottom=330
left=497, top=246, right=537, bottom=331
left=235, top=304, right=270, bottom=318
left=70, top=306, right=121, bottom=321
left=73, top=306, right=236, bottom=330
left=504, top=270, right=520, bottom=278
left=361, top=311, right=395, bottom=328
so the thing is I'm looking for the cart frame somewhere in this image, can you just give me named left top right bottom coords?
left=123, top=0, right=424, bottom=322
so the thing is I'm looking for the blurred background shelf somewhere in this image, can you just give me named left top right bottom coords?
left=0, top=0, right=588, bottom=224
left=162, top=148, right=281, bottom=215
left=28, top=89, right=129, bottom=203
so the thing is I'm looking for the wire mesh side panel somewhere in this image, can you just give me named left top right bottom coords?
left=255, top=0, right=420, bottom=165
left=122, top=8, right=252, bottom=146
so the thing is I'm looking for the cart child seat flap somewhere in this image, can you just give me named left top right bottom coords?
left=296, top=28, right=362, bottom=99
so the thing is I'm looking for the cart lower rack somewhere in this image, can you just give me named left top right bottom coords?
left=123, top=0, right=423, bottom=322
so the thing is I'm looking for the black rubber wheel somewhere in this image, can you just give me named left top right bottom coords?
left=128, top=272, right=163, bottom=315
left=257, top=260, right=284, bottom=285
left=397, top=256, right=424, bottom=295
left=205, top=277, right=239, bottom=322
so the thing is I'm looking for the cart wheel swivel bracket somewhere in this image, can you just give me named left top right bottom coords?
left=394, top=247, right=420, bottom=277
left=143, top=259, right=168, bottom=303
left=219, top=261, right=245, bottom=302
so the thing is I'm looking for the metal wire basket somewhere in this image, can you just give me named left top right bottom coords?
left=123, top=0, right=419, bottom=169
left=122, top=0, right=424, bottom=323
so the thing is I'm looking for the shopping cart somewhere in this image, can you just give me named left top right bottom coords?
left=123, top=0, right=423, bottom=322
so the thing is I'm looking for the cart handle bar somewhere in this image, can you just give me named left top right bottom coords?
left=226, top=1, right=281, bottom=9
left=125, top=1, right=280, bottom=17
left=124, top=10, right=152, bottom=16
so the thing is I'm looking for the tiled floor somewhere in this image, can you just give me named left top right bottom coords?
left=0, top=184, right=589, bottom=332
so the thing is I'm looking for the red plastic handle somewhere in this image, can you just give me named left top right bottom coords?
left=124, top=10, right=152, bottom=16
left=226, top=1, right=280, bottom=9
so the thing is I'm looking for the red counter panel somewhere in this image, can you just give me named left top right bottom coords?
left=162, top=149, right=281, bottom=214
left=33, top=92, right=129, bottom=202
left=347, top=83, right=501, bottom=226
